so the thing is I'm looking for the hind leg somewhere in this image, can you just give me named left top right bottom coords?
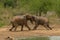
left=46, top=24, right=52, bottom=30
left=33, top=23, right=39, bottom=30
left=25, top=24, right=31, bottom=30
left=44, top=24, right=52, bottom=30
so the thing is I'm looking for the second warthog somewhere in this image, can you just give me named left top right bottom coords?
left=25, top=15, right=52, bottom=30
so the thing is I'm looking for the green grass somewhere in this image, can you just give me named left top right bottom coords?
left=18, top=37, right=49, bottom=40
left=0, top=21, right=6, bottom=27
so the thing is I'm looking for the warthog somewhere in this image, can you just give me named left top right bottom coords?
left=9, top=15, right=31, bottom=31
left=25, top=15, right=52, bottom=30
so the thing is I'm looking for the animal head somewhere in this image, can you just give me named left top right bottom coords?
left=25, top=15, right=35, bottom=24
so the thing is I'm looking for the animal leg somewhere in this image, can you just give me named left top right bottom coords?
left=9, top=24, right=15, bottom=31
left=44, top=24, right=52, bottom=30
left=33, top=23, right=39, bottom=30
left=14, top=26, right=18, bottom=31
left=21, top=25, right=23, bottom=31
left=46, top=24, right=52, bottom=30
left=25, top=24, right=31, bottom=30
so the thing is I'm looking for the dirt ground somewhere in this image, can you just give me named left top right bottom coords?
left=0, top=24, right=60, bottom=40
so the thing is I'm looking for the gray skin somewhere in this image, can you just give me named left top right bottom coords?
left=25, top=15, right=52, bottom=30
left=33, top=17, right=52, bottom=30
left=9, top=16, right=31, bottom=31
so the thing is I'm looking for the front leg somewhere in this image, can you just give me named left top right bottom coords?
left=14, top=26, right=18, bottom=31
left=21, top=25, right=23, bottom=31
left=9, top=24, right=15, bottom=31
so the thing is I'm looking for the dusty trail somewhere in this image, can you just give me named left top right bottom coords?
left=0, top=24, right=60, bottom=40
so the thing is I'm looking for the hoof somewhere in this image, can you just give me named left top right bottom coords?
left=50, top=28, right=52, bottom=30
left=9, top=29, right=12, bottom=31
left=29, top=29, right=31, bottom=30
left=33, top=29, right=36, bottom=30
left=49, top=28, right=52, bottom=30
left=21, top=30, right=23, bottom=31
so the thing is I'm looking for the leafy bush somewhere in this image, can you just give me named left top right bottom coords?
left=0, top=0, right=60, bottom=27
left=4, top=0, right=17, bottom=8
